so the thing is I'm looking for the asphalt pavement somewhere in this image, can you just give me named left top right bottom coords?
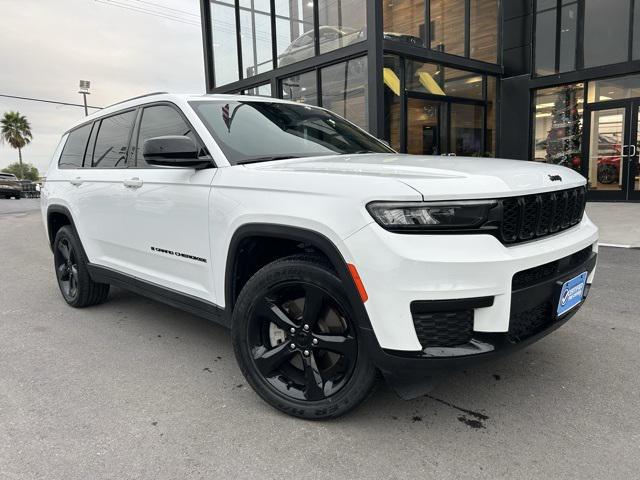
left=1, top=208, right=638, bottom=479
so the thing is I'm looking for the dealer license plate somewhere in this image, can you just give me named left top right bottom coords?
left=557, top=271, right=588, bottom=317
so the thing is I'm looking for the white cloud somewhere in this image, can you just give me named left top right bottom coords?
left=0, top=0, right=205, bottom=175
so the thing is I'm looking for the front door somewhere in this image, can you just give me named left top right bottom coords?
left=583, top=101, right=640, bottom=200
left=123, top=103, right=217, bottom=302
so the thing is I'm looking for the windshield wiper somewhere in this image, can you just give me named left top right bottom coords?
left=237, top=155, right=301, bottom=165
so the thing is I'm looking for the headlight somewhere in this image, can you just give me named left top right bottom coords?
left=367, top=200, right=497, bottom=231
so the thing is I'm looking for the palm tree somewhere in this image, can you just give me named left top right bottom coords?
left=1, top=111, right=33, bottom=179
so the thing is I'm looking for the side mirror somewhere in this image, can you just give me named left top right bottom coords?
left=143, top=135, right=212, bottom=168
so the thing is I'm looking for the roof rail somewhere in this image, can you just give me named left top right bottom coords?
left=103, top=92, right=169, bottom=110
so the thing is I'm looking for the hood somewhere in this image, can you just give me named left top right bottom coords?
left=247, top=153, right=586, bottom=200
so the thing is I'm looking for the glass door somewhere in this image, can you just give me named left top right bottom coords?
left=407, top=98, right=444, bottom=155
left=583, top=102, right=632, bottom=200
left=630, top=105, right=640, bottom=200
left=406, top=95, right=486, bottom=156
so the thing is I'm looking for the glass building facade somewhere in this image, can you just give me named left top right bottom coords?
left=201, top=0, right=640, bottom=201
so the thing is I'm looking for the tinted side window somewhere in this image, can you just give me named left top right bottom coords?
left=91, top=110, right=136, bottom=168
left=58, top=124, right=92, bottom=168
left=135, top=105, right=194, bottom=166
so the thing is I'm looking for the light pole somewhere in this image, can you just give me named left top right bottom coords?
left=78, top=80, right=90, bottom=116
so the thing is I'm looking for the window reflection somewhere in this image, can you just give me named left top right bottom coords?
left=244, top=83, right=272, bottom=97
left=406, top=61, right=483, bottom=100
left=317, top=0, right=366, bottom=54
left=588, top=74, right=640, bottom=102
left=382, top=0, right=426, bottom=46
left=559, top=1, right=578, bottom=72
left=320, top=57, right=368, bottom=130
left=281, top=70, right=318, bottom=105
left=470, top=0, right=498, bottom=63
left=388, top=58, right=496, bottom=157
left=276, top=0, right=316, bottom=67
left=535, top=7, right=557, bottom=76
left=190, top=101, right=392, bottom=165
left=584, top=0, right=630, bottom=68
left=211, top=1, right=239, bottom=86
left=449, top=103, right=483, bottom=156
left=240, top=2, right=274, bottom=78
left=430, top=0, right=465, bottom=57
left=535, top=0, right=634, bottom=74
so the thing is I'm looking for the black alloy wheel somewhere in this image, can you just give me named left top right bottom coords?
left=52, top=225, right=110, bottom=307
left=248, top=282, right=358, bottom=402
left=232, top=255, right=377, bottom=419
left=55, top=237, right=79, bottom=301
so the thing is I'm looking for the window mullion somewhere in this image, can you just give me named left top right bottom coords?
left=555, top=0, right=562, bottom=73
left=576, top=0, right=585, bottom=70
left=629, top=0, right=636, bottom=62
left=465, top=0, right=471, bottom=58
left=235, top=0, right=243, bottom=80
left=313, top=0, right=320, bottom=57
left=270, top=0, right=277, bottom=71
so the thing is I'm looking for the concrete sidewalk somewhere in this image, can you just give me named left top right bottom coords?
left=587, top=202, right=640, bottom=248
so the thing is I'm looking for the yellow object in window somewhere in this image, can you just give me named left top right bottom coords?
left=383, top=68, right=400, bottom=96
left=418, top=72, right=446, bottom=96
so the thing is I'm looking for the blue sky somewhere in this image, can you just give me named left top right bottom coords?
left=0, top=0, right=205, bottom=174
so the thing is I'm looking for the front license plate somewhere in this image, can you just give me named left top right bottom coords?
left=557, top=271, right=588, bottom=317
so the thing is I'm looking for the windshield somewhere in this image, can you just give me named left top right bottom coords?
left=189, top=100, right=394, bottom=165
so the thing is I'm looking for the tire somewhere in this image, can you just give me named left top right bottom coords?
left=232, top=255, right=377, bottom=419
left=53, top=225, right=110, bottom=307
left=597, top=164, right=617, bottom=184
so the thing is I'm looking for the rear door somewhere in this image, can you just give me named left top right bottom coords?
left=120, top=103, right=216, bottom=301
left=73, top=109, right=137, bottom=267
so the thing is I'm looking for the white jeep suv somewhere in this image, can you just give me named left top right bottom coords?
left=42, top=93, right=598, bottom=419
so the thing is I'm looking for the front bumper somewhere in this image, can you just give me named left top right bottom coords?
left=360, top=249, right=596, bottom=398
left=344, top=215, right=598, bottom=351
left=0, top=187, right=21, bottom=196
left=343, top=214, right=598, bottom=399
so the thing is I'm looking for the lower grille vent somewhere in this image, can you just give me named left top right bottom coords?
left=412, top=310, right=474, bottom=348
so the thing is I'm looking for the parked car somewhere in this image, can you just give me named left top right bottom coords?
left=18, top=179, right=41, bottom=198
left=0, top=172, right=22, bottom=199
left=42, top=93, right=598, bottom=419
left=278, top=26, right=422, bottom=67
left=597, top=156, right=620, bottom=184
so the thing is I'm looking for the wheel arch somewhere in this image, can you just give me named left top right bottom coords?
left=224, top=223, right=373, bottom=331
left=46, top=205, right=89, bottom=261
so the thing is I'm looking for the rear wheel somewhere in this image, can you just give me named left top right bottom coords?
left=232, top=256, right=377, bottom=419
left=53, top=226, right=110, bottom=307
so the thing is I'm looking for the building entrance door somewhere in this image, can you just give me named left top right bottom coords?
left=583, top=100, right=640, bottom=200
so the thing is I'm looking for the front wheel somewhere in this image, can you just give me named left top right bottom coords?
left=232, top=256, right=377, bottom=419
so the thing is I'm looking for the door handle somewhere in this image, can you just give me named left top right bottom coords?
left=629, top=144, right=637, bottom=157
left=123, top=177, right=143, bottom=188
left=70, top=177, right=83, bottom=186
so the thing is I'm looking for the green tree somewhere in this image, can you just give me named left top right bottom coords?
left=1, top=162, right=40, bottom=181
left=0, top=111, right=33, bottom=179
